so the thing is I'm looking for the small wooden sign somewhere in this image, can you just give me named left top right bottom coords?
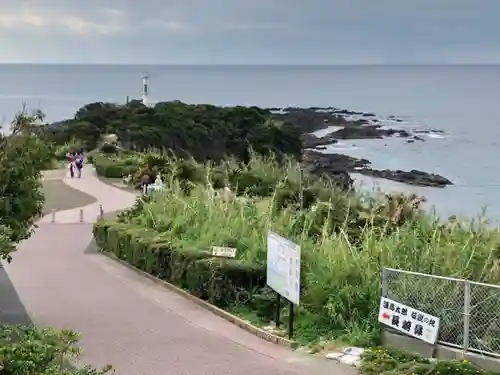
left=211, top=246, right=237, bottom=258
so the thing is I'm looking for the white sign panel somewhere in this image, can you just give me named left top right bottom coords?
left=211, top=246, right=237, bottom=258
left=266, top=231, right=301, bottom=305
left=378, top=297, right=440, bottom=344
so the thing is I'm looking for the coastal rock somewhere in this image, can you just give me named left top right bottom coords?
left=414, top=129, right=445, bottom=134
left=302, top=150, right=453, bottom=188
left=406, top=135, right=425, bottom=143
left=331, top=125, right=412, bottom=140
left=388, top=115, right=403, bottom=122
left=302, top=150, right=370, bottom=171
left=359, top=168, right=453, bottom=187
left=302, top=150, right=364, bottom=190
left=301, top=150, right=365, bottom=189
left=301, top=133, right=338, bottom=148
left=270, top=107, right=414, bottom=140
left=271, top=107, right=370, bottom=133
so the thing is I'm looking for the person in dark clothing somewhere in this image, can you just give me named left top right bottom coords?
left=75, top=149, right=84, bottom=178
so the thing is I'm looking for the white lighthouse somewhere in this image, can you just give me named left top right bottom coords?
left=141, top=72, right=149, bottom=106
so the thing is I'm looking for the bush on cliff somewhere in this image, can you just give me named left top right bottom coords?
left=40, top=101, right=303, bottom=162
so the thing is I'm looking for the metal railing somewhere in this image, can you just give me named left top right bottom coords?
left=381, top=268, right=500, bottom=358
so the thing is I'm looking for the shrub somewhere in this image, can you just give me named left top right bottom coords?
left=360, top=347, right=499, bottom=375
left=99, top=142, right=119, bottom=154
left=185, top=258, right=266, bottom=307
left=0, top=109, right=49, bottom=261
left=93, top=221, right=264, bottom=308
left=53, top=139, right=83, bottom=161
left=0, top=325, right=111, bottom=375
left=92, top=154, right=139, bottom=178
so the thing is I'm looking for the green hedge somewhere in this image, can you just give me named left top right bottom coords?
left=92, top=155, right=139, bottom=178
left=93, top=221, right=267, bottom=308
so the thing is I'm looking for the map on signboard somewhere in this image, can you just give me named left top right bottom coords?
left=266, top=231, right=301, bottom=305
left=378, top=297, right=440, bottom=344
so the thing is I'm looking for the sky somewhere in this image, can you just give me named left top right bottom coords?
left=1, top=0, right=500, bottom=64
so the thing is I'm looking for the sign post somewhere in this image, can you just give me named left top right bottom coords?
left=266, top=231, right=301, bottom=339
left=275, top=293, right=281, bottom=328
left=378, top=297, right=440, bottom=344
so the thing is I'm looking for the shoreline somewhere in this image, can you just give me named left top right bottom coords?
left=269, top=106, right=452, bottom=188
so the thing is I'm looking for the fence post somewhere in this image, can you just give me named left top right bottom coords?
left=380, top=268, right=388, bottom=297
left=463, top=280, right=471, bottom=355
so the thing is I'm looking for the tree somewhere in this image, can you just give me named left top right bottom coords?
left=39, top=100, right=304, bottom=162
left=0, top=106, right=51, bottom=262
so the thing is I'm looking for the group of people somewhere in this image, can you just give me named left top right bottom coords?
left=67, top=150, right=85, bottom=178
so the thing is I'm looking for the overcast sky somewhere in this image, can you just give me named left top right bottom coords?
left=1, top=0, right=499, bottom=64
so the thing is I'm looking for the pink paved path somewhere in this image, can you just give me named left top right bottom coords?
left=4, top=168, right=356, bottom=375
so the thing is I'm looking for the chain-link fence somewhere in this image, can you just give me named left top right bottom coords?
left=382, top=268, right=500, bottom=357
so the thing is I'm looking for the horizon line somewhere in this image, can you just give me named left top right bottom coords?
left=1, top=62, right=500, bottom=67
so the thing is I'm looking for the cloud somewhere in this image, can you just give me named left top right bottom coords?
left=0, top=11, right=48, bottom=29
left=0, top=7, right=124, bottom=35
left=0, top=3, right=192, bottom=36
left=142, top=19, right=193, bottom=34
left=1, top=0, right=500, bottom=64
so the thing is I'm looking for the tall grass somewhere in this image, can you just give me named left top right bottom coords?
left=116, top=152, right=500, bottom=347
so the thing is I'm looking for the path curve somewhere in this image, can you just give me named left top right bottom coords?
left=4, top=167, right=355, bottom=375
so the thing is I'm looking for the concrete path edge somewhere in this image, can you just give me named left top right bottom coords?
left=98, top=249, right=297, bottom=348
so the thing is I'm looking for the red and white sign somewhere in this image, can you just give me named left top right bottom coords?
left=378, top=297, right=440, bottom=344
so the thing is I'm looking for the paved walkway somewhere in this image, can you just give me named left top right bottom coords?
left=3, top=167, right=356, bottom=375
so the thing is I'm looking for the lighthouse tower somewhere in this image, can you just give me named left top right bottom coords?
left=141, top=72, right=149, bottom=106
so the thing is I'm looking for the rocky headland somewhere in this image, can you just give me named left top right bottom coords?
left=46, top=101, right=452, bottom=189
left=269, top=106, right=452, bottom=188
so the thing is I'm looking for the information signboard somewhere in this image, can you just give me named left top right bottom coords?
left=378, top=297, right=440, bottom=344
left=266, top=231, right=301, bottom=305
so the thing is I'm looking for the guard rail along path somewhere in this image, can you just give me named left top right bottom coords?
left=3, top=166, right=357, bottom=375
left=381, top=267, right=500, bottom=358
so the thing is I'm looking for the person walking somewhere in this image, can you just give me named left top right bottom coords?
left=67, top=152, right=76, bottom=178
left=75, top=149, right=84, bottom=178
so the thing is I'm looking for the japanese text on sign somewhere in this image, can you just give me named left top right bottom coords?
left=211, top=246, right=237, bottom=258
left=378, top=297, right=440, bottom=344
left=266, top=231, right=301, bottom=305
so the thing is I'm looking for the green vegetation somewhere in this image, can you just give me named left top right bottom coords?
left=361, top=347, right=499, bottom=375
left=0, top=108, right=52, bottom=261
left=0, top=326, right=111, bottom=375
left=91, top=148, right=500, bottom=354
left=0, top=108, right=109, bottom=374
left=41, top=100, right=303, bottom=162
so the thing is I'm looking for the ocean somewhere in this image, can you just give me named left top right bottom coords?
left=1, top=64, right=499, bottom=222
